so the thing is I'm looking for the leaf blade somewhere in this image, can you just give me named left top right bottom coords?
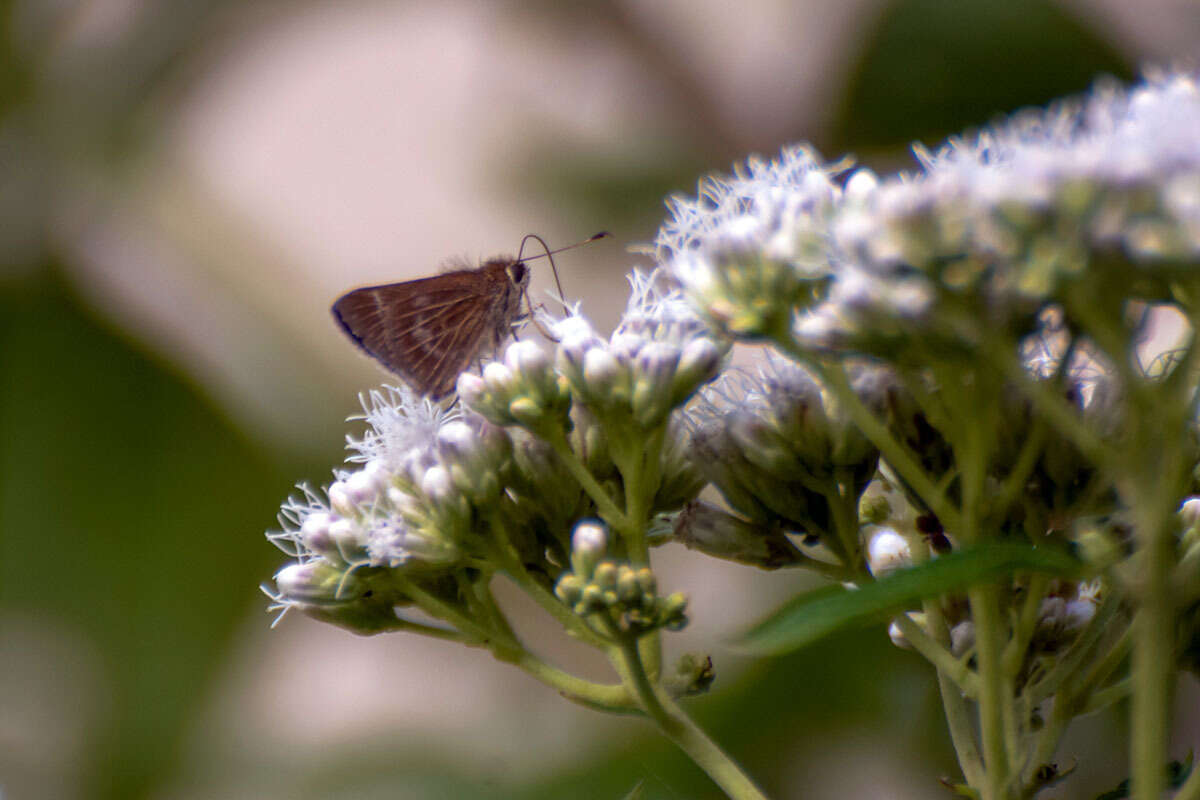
left=737, top=541, right=1084, bottom=655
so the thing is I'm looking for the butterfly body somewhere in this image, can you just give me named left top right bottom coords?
left=332, top=257, right=530, bottom=399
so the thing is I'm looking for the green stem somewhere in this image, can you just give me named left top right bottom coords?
left=801, top=354, right=963, bottom=533
left=1077, top=676, right=1131, bottom=715
left=893, top=613, right=978, bottom=696
left=925, top=598, right=985, bottom=788
left=485, top=515, right=611, bottom=650
left=1024, top=691, right=1072, bottom=797
left=970, top=584, right=1013, bottom=800
left=1002, top=574, right=1049, bottom=679
left=395, top=575, right=509, bottom=648
left=826, top=470, right=866, bottom=576
left=544, top=427, right=631, bottom=534
left=608, top=425, right=666, bottom=677
left=1130, top=512, right=1174, bottom=800
left=509, top=650, right=640, bottom=713
left=612, top=634, right=770, bottom=800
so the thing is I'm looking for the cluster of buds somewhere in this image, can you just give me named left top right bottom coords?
left=267, top=388, right=530, bottom=631
left=554, top=522, right=688, bottom=635
left=554, top=272, right=727, bottom=430
left=457, top=340, right=571, bottom=435
left=688, top=357, right=882, bottom=560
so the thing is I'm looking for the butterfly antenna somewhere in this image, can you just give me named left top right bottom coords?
left=516, top=231, right=610, bottom=308
left=517, top=233, right=566, bottom=305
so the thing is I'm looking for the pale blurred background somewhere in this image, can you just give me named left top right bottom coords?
left=2, top=1, right=1198, bottom=798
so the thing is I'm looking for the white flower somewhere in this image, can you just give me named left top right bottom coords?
left=345, top=384, right=458, bottom=468
left=654, top=147, right=845, bottom=334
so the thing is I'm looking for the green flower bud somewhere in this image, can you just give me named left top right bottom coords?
left=593, top=561, right=619, bottom=590
left=616, top=565, right=642, bottom=604
left=673, top=500, right=804, bottom=569
left=555, top=574, right=585, bottom=605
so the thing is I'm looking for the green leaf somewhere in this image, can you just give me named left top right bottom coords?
left=737, top=541, right=1083, bottom=655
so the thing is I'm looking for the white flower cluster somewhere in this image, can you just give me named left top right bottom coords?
left=269, top=387, right=498, bottom=611
left=656, top=69, right=1200, bottom=351
left=826, top=70, right=1200, bottom=335
left=462, top=270, right=725, bottom=431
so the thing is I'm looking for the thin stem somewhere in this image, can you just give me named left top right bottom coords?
left=800, top=354, right=963, bottom=533
left=395, top=574, right=510, bottom=648
left=925, top=597, right=985, bottom=788
left=1025, top=692, right=1072, bottom=796
left=543, top=427, right=632, bottom=534
left=1078, top=676, right=1131, bottom=715
left=1077, top=625, right=1131, bottom=696
left=509, top=650, right=640, bottom=714
left=1003, top=574, right=1049, bottom=679
left=485, top=514, right=611, bottom=650
left=608, top=424, right=666, bottom=677
left=893, top=613, right=978, bottom=696
left=970, top=584, right=1013, bottom=800
left=611, top=633, right=770, bottom=800
left=825, top=470, right=866, bottom=576
left=1130, top=513, right=1174, bottom=800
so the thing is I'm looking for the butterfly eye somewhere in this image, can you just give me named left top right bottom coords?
left=508, top=262, right=528, bottom=285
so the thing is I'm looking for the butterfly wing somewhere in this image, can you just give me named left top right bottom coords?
left=332, top=271, right=494, bottom=398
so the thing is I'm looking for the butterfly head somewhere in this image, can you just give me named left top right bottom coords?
left=506, top=260, right=529, bottom=290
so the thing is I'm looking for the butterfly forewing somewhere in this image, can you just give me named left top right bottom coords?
left=332, top=260, right=526, bottom=398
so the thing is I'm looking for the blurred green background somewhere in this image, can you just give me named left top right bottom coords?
left=1, top=1, right=1194, bottom=798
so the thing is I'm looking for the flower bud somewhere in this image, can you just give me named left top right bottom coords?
left=456, top=372, right=487, bottom=406
left=580, top=583, right=607, bottom=614
left=299, top=511, right=336, bottom=554
left=570, top=520, right=608, bottom=578
left=616, top=565, right=642, bottom=604
left=555, top=574, right=585, bottom=605
left=593, top=561, right=619, bottom=590
left=866, top=526, right=912, bottom=577
left=582, top=346, right=623, bottom=402
left=505, top=340, right=559, bottom=402
left=659, top=592, right=689, bottom=630
left=328, top=517, right=367, bottom=561
left=950, top=621, right=975, bottom=657
left=483, top=361, right=515, bottom=394
left=632, top=341, right=682, bottom=428
left=274, top=561, right=362, bottom=605
left=635, top=566, right=657, bottom=597
left=673, top=500, right=804, bottom=569
left=671, top=338, right=723, bottom=405
left=327, top=480, right=356, bottom=517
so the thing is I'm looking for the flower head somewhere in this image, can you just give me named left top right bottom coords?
left=655, top=146, right=845, bottom=338
left=805, top=69, right=1200, bottom=354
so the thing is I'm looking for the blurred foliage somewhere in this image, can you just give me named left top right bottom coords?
left=0, top=267, right=323, bottom=800
left=831, top=0, right=1134, bottom=155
